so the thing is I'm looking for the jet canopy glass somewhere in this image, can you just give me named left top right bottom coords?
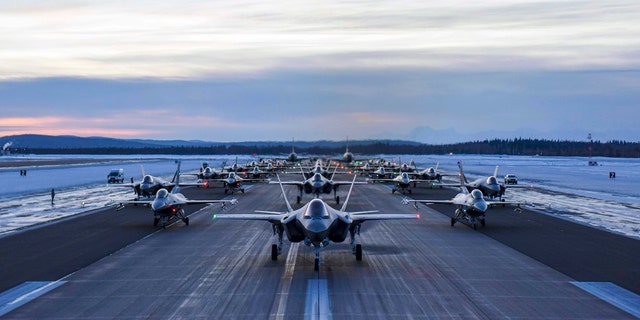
left=156, top=189, right=169, bottom=199
left=304, top=200, right=330, bottom=219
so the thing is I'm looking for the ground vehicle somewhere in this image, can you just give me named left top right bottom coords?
left=504, top=174, right=518, bottom=185
left=107, top=169, right=125, bottom=183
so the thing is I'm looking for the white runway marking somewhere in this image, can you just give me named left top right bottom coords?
left=305, top=279, right=331, bottom=320
left=272, top=242, right=299, bottom=320
left=572, top=282, right=640, bottom=318
left=0, top=281, right=67, bottom=317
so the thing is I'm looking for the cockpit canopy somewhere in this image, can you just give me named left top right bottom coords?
left=156, top=189, right=169, bottom=199
left=312, top=173, right=324, bottom=182
left=304, top=200, right=330, bottom=219
left=471, top=189, right=483, bottom=199
left=486, top=176, right=498, bottom=185
left=142, top=175, right=154, bottom=184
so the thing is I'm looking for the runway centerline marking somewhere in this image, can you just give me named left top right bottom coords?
left=305, top=279, right=331, bottom=320
left=0, top=281, right=67, bottom=317
left=272, top=242, right=299, bottom=320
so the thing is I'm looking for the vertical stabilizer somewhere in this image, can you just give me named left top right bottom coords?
left=457, top=161, right=469, bottom=184
left=276, top=174, right=294, bottom=213
left=172, top=160, right=182, bottom=194
left=340, top=174, right=358, bottom=212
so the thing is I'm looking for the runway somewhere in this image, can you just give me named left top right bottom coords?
left=1, top=174, right=638, bottom=319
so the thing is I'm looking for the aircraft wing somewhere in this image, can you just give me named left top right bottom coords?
left=117, top=199, right=151, bottom=206
left=486, top=200, right=523, bottom=207
left=178, top=181, right=207, bottom=187
left=403, top=199, right=455, bottom=205
left=241, top=178, right=270, bottom=183
left=184, top=199, right=238, bottom=205
left=269, top=180, right=303, bottom=186
left=366, top=178, right=395, bottom=183
left=349, top=211, right=420, bottom=221
left=213, top=212, right=284, bottom=222
left=332, top=181, right=366, bottom=186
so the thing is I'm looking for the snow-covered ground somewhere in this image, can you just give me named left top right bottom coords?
left=0, top=154, right=639, bottom=239
left=0, top=155, right=254, bottom=235
left=411, top=154, right=640, bottom=239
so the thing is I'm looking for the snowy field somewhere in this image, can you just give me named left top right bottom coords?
left=0, top=153, right=639, bottom=240
left=412, top=154, right=640, bottom=239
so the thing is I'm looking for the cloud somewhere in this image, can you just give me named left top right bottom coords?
left=1, top=1, right=639, bottom=80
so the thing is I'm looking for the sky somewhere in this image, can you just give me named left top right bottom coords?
left=0, top=0, right=639, bottom=144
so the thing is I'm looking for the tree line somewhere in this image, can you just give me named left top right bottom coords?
left=16, top=138, right=640, bottom=158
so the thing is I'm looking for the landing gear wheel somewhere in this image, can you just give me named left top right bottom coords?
left=153, top=218, right=159, bottom=227
left=408, top=189, right=412, bottom=194
left=336, top=196, right=340, bottom=205
left=480, top=219, right=486, bottom=227
left=241, top=189, right=245, bottom=194
left=355, top=244, right=362, bottom=261
left=450, top=217, right=455, bottom=226
left=271, top=244, right=278, bottom=261
left=296, top=196, right=301, bottom=204
left=314, top=258, right=320, bottom=271
left=473, top=223, right=477, bottom=230
left=391, top=189, right=396, bottom=194
left=224, top=189, right=228, bottom=194
left=183, top=217, right=189, bottom=226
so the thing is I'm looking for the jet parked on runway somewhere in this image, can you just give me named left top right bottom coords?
left=367, top=172, right=434, bottom=195
left=207, top=171, right=269, bottom=194
left=403, top=169, right=523, bottom=230
left=276, top=167, right=364, bottom=204
left=112, top=162, right=201, bottom=199
left=117, top=163, right=237, bottom=228
left=214, top=174, right=418, bottom=270
left=453, top=161, right=529, bottom=200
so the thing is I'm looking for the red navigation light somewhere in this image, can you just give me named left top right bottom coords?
left=416, top=213, right=421, bottom=219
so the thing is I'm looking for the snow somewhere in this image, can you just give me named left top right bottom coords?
left=0, top=154, right=639, bottom=240
left=411, top=154, right=640, bottom=239
left=0, top=155, right=253, bottom=235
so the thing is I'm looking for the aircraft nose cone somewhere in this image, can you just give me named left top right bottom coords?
left=151, top=199, right=166, bottom=211
left=474, top=201, right=488, bottom=213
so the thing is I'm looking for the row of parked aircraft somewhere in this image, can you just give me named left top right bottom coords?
left=109, top=152, right=530, bottom=270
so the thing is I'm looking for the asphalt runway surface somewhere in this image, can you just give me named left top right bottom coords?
left=1, top=174, right=638, bottom=319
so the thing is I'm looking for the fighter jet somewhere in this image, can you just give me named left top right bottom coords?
left=367, top=172, right=433, bottom=195
left=117, top=165, right=237, bottom=228
left=112, top=162, right=200, bottom=199
left=453, top=161, right=529, bottom=200
left=207, top=171, right=269, bottom=194
left=183, top=162, right=228, bottom=181
left=245, top=166, right=270, bottom=179
left=409, top=162, right=446, bottom=182
left=403, top=169, right=523, bottom=230
left=214, top=174, right=419, bottom=270
left=302, top=159, right=332, bottom=178
left=276, top=167, right=365, bottom=204
left=368, top=166, right=393, bottom=179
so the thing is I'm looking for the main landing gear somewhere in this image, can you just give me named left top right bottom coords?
left=451, top=208, right=485, bottom=230
left=271, top=224, right=284, bottom=261
left=153, top=209, right=189, bottom=229
left=350, top=224, right=363, bottom=262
